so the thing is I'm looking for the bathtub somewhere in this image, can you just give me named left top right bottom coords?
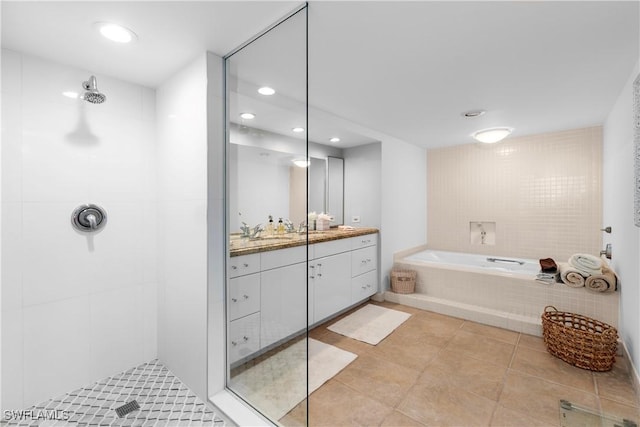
left=387, top=248, right=619, bottom=336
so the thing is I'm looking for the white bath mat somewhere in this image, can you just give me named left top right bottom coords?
left=229, top=338, right=356, bottom=421
left=327, top=304, right=412, bottom=345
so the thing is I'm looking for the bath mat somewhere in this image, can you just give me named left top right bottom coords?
left=229, top=338, right=356, bottom=421
left=327, top=304, right=411, bottom=345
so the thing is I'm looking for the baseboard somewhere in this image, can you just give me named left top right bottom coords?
left=621, top=340, right=640, bottom=406
left=210, top=389, right=274, bottom=427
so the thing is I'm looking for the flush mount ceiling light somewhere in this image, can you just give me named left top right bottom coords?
left=292, top=127, right=305, bottom=133
left=462, top=109, right=486, bottom=118
left=329, top=137, right=341, bottom=143
left=95, top=22, right=137, bottom=43
left=292, top=158, right=310, bottom=168
left=240, top=112, right=255, bottom=120
left=258, top=86, right=275, bottom=96
left=472, top=127, right=513, bottom=144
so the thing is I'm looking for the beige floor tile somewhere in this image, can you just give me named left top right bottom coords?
left=380, top=410, right=425, bottom=427
left=308, top=326, right=329, bottom=340
left=279, top=400, right=307, bottom=427
left=393, top=312, right=464, bottom=341
left=445, top=329, right=515, bottom=367
left=518, top=333, right=547, bottom=352
left=397, top=380, right=497, bottom=426
left=510, top=346, right=595, bottom=393
left=490, top=404, right=556, bottom=427
left=306, top=379, right=394, bottom=426
left=314, top=330, right=374, bottom=356
left=372, top=331, right=443, bottom=371
left=373, top=300, right=426, bottom=315
left=499, top=370, right=598, bottom=426
left=418, top=348, right=508, bottom=401
left=600, top=397, right=640, bottom=424
left=461, top=321, right=519, bottom=345
left=594, top=361, right=639, bottom=407
left=334, top=353, right=420, bottom=407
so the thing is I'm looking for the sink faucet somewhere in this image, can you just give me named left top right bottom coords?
left=240, top=222, right=251, bottom=238
left=283, top=219, right=295, bottom=233
left=251, top=224, right=263, bottom=239
left=298, top=221, right=307, bottom=234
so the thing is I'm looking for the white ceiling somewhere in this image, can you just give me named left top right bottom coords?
left=2, top=1, right=639, bottom=149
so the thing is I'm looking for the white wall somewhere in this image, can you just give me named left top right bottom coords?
left=344, top=142, right=381, bottom=228
left=1, top=49, right=158, bottom=410
left=156, top=53, right=211, bottom=400
left=603, top=60, right=640, bottom=376
left=380, top=139, right=427, bottom=289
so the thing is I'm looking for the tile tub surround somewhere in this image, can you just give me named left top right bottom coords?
left=3, top=359, right=230, bottom=427
left=229, top=227, right=379, bottom=256
left=281, top=301, right=639, bottom=427
left=426, top=126, right=602, bottom=263
left=390, top=255, right=619, bottom=336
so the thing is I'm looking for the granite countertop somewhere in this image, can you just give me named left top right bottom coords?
left=229, top=227, right=379, bottom=257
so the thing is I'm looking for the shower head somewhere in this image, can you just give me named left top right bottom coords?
left=81, top=75, right=106, bottom=104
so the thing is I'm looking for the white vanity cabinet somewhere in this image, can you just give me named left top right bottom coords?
left=229, top=231, right=378, bottom=362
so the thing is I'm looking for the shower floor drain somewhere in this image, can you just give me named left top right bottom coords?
left=115, top=400, right=140, bottom=418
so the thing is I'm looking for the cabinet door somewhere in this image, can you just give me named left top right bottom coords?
left=260, top=262, right=308, bottom=349
left=228, top=273, right=260, bottom=321
left=351, top=270, right=377, bottom=303
left=313, top=252, right=351, bottom=323
left=228, top=312, right=260, bottom=364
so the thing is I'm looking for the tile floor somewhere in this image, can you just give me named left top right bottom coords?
left=280, top=301, right=640, bottom=427
left=2, top=360, right=230, bottom=427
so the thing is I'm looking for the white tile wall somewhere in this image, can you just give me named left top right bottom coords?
left=1, top=50, right=158, bottom=410
left=427, top=127, right=603, bottom=262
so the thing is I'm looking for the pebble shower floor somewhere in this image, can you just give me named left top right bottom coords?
left=3, top=360, right=229, bottom=426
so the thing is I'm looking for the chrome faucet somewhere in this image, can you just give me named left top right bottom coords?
left=283, top=219, right=295, bottom=233
left=250, top=224, right=263, bottom=239
left=298, top=221, right=308, bottom=234
left=240, top=222, right=251, bottom=238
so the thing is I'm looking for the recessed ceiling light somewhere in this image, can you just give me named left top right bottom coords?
left=292, top=127, right=305, bottom=133
left=292, top=158, right=310, bottom=168
left=472, top=127, right=513, bottom=144
left=258, top=87, right=275, bottom=96
left=62, top=91, right=78, bottom=99
left=95, top=22, right=137, bottom=43
left=329, top=137, right=341, bottom=143
left=462, top=109, right=486, bottom=118
left=240, top=112, right=255, bottom=120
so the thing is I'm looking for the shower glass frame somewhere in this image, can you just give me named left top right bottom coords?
left=223, top=5, right=309, bottom=425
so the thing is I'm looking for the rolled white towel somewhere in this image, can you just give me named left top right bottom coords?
left=585, top=266, right=617, bottom=293
left=559, top=262, right=587, bottom=288
left=568, top=253, right=603, bottom=276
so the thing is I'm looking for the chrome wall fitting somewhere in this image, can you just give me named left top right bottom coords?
left=71, top=204, right=107, bottom=232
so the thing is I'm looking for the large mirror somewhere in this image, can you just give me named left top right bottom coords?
left=229, top=125, right=343, bottom=232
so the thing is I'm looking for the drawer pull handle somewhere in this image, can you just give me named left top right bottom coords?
left=231, top=266, right=238, bottom=270
left=243, top=294, right=249, bottom=299
left=310, top=275, right=315, bottom=279
left=231, top=298, right=238, bottom=303
left=317, top=273, right=322, bottom=277
left=243, top=263, right=249, bottom=267
left=243, top=336, right=249, bottom=342
left=361, top=285, right=367, bottom=289
left=231, top=341, right=237, bottom=346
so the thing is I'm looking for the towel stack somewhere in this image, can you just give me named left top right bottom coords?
left=536, top=258, right=560, bottom=284
left=558, top=253, right=617, bottom=293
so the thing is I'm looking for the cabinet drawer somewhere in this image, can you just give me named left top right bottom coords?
left=261, top=245, right=306, bottom=271
left=351, top=246, right=377, bottom=277
left=313, top=238, right=352, bottom=259
left=228, top=312, right=260, bottom=364
left=228, top=273, right=260, bottom=321
left=351, top=270, right=378, bottom=302
left=351, top=233, right=378, bottom=250
left=228, top=253, right=260, bottom=278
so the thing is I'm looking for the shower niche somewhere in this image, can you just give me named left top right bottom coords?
left=470, top=221, right=496, bottom=245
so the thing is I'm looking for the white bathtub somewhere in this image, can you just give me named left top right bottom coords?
left=403, top=250, right=539, bottom=278
left=388, top=248, right=619, bottom=336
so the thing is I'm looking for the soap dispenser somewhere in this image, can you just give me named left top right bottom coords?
left=277, top=217, right=285, bottom=235
left=266, top=215, right=275, bottom=236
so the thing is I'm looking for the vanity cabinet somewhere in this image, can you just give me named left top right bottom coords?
left=228, top=231, right=378, bottom=363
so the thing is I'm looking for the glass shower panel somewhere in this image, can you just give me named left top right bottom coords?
left=224, top=7, right=309, bottom=425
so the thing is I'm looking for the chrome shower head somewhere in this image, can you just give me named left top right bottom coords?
left=81, top=75, right=106, bottom=104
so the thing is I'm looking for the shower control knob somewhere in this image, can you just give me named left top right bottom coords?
left=71, top=204, right=107, bottom=233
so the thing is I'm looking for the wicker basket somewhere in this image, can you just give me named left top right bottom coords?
left=541, top=305, right=618, bottom=371
left=391, top=269, right=417, bottom=294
